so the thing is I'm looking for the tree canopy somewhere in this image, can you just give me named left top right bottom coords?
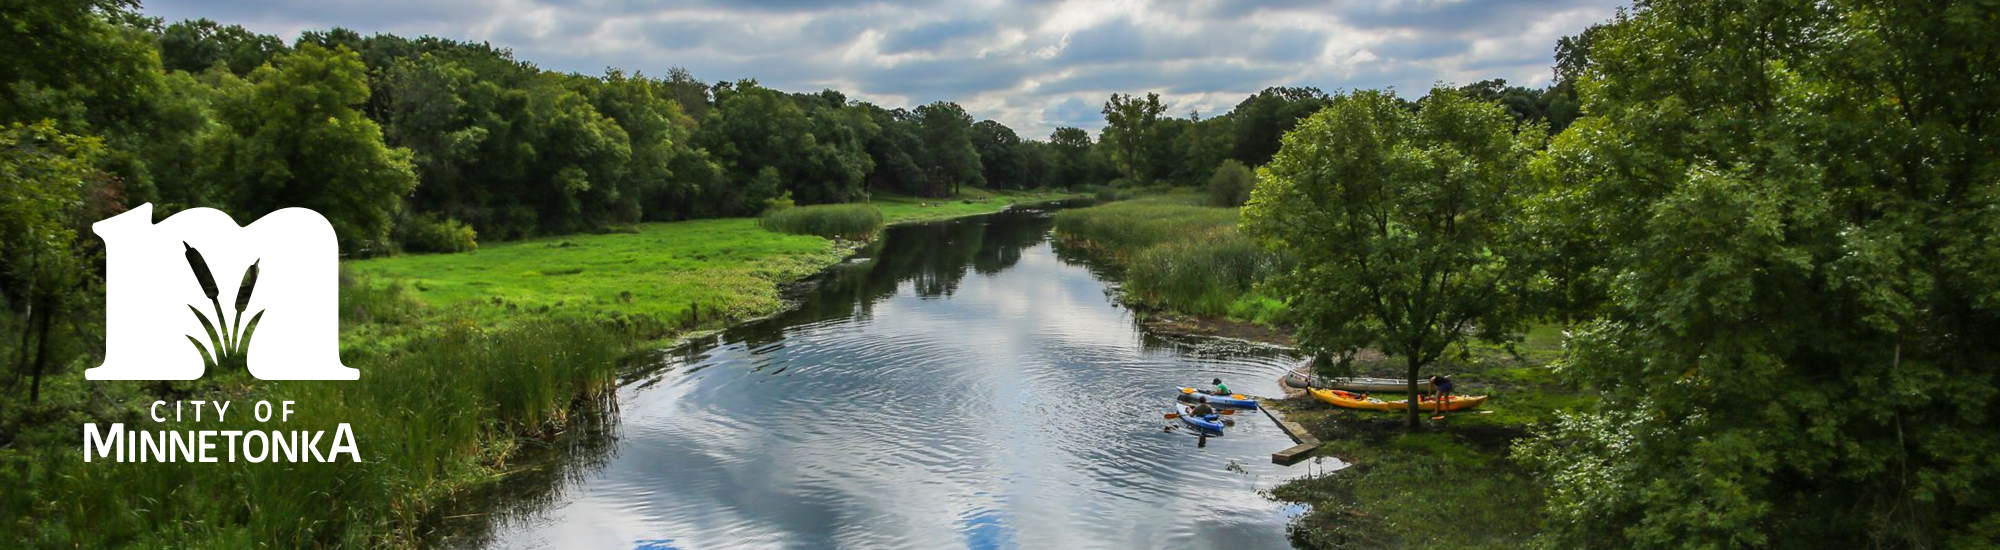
left=1242, top=88, right=1542, bottom=428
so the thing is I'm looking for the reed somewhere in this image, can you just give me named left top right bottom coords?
left=1052, top=196, right=1240, bottom=255
left=1121, top=228, right=1290, bottom=317
left=182, top=242, right=264, bottom=372
left=758, top=203, right=885, bottom=240
left=3, top=280, right=627, bottom=548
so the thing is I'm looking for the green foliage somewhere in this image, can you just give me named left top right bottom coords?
left=1122, top=228, right=1288, bottom=317
left=156, top=18, right=286, bottom=75
left=759, top=203, right=885, bottom=241
left=1226, top=86, right=1328, bottom=167
left=1053, top=195, right=1238, bottom=253
left=1514, top=1, right=2000, bottom=547
left=913, top=101, right=982, bottom=195
left=0, top=312, right=625, bottom=548
left=1100, top=92, right=1169, bottom=183
left=1206, top=159, right=1255, bottom=207
left=1242, top=88, right=1542, bottom=428
left=394, top=214, right=478, bottom=253
left=203, top=43, right=418, bottom=253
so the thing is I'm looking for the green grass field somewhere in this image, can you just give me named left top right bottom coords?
left=348, top=189, right=1079, bottom=338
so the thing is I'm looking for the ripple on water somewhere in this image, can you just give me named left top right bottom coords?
left=469, top=210, right=1308, bottom=550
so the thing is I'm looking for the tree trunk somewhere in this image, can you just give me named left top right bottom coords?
left=1406, top=355, right=1422, bottom=430
left=29, top=297, right=53, bottom=404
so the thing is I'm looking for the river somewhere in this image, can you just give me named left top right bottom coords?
left=435, top=204, right=1323, bottom=550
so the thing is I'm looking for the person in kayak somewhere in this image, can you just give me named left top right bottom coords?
left=1208, top=378, right=1231, bottom=396
left=1189, top=396, right=1215, bottom=418
left=1428, top=374, right=1456, bottom=419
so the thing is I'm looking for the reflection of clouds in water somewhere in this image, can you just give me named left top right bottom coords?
left=472, top=209, right=1304, bottom=550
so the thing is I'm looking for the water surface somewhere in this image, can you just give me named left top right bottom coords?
left=448, top=206, right=1319, bottom=550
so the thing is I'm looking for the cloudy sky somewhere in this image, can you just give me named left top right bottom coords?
left=140, top=0, right=1625, bottom=137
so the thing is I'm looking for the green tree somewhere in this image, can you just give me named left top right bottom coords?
left=203, top=43, right=418, bottom=252
left=1205, top=159, right=1254, bottom=207
left=1047, top=126, right=1096, bottom=187
left=1242, top=89, right=1540, bottom=428
left=156, top=18, right=286, bottom=75
left=912, top=101, right=981, bottom=196
left=1227, top=86, right=1327, bottom=167
left=1518, top=0, right=2000, bottom=547
left=0, top=122, right=103, bottom=402
left=971, top=119, right=1026, bottom=189
left=1100, top=92, right=1166, bottom=183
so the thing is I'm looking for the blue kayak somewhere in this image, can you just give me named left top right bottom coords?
left=1175, top=402, right=1225, bottom=436
left=1177, top=387, right=1259, bottom=409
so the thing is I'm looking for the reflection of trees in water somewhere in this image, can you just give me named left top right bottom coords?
left=726, top=208, right=1057, bottom=348
left=423, top=391, right=623, bottom=549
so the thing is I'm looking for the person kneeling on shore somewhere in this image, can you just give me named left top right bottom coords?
left=1428, top=374, right=1455, bottom=420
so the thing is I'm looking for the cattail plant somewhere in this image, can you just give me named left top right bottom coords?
left=182, top=242, right=264, bottom=372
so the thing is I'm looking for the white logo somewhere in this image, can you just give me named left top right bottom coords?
left=87, top=203, right=356, bottom=381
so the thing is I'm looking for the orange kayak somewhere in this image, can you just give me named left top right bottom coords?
left=1309, top=388, right=1486, bottom=412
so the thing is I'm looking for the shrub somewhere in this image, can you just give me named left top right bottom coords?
left=1121, top=228, right=1290, bottom=317
left=758, top=203, right=884, bottom=240
left=1207, top=159, right=1255, bottom=207
left=397, top=214, right=478, bottom=253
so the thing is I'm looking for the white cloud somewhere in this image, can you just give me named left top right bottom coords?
left=141, top=0, right=1627, bottom=136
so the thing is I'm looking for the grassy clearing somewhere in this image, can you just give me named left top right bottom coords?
left=347, top=218, right=845, bottom=336
left=350, top=188, right=1078, bottom=338
left=1269, top=323, right=1594, bottom=549
left=760, top=204, right=885, bottom=240
left=1, top=279, right=626, bottom=549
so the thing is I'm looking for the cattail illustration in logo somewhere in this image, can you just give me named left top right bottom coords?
left=182, top=241, right=263, bottom=372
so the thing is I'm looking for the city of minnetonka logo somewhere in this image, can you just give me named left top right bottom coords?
left=80, top=204, right=360, bottom=464
left=84, top=400, right=359, bottom=463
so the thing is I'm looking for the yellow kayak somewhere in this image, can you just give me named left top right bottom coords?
left=1309, top=388, right=1487, bottom=412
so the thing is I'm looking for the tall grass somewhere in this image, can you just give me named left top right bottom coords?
left=759, top=203, right=884, bottom=240
left=3, top=281, right=626, bottom=548
left=1052, top=195, right=1240, bottom=253
left=1055, top=194, right=1291, bottom=324
left=1122, top=228, right=1290, bottom=318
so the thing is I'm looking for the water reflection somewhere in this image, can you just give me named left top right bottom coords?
left=450, top=205, right=1310, bottom=550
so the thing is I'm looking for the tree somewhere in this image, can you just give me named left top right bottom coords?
left=1047, top=126, right=1096, bottom=187
left=203, top=43, right=418, bottom=252
left=1517, top=1, right=2000, bottom=546
left=912, top=101, right=981, bottom=196
left=1241, top=89, right=1540, bottom=429
left=0, top=122, right=104, bottom=402
left=1227, top=86, right=1327, bottom=167
left=156, top=19, right=286, bottom=75
left=1100, top=92, right=1166, bottom=183
left=1205, top=159, right=1253, bottom=207
left=971, top=119, right=1026, bottom=189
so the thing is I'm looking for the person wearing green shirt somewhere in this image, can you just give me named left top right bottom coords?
left=1209, top=378, right=1231, bottom=396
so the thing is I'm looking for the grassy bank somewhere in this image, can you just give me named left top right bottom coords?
left=1269, top=325, right=1593, bottom=549
left=1, top=277, right=626, bottom=548
left=348, top=188, right=1076, bottom=340
left=1051, top=191, right=1290, bottom=325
